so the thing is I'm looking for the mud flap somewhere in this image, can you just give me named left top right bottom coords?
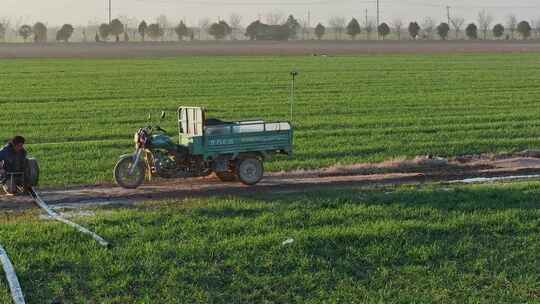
left=213, top=157, right=230, bottom=173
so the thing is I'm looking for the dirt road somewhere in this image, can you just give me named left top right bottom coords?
left=2, top=154, right=540, bottom=212
left=1, top=40, right=540, bottom=59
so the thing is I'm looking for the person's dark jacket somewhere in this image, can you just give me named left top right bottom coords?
left=0, top=143, right=27, bottom=172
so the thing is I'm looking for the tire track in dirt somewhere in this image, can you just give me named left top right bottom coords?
left=2, top=155, right=540, bottom=212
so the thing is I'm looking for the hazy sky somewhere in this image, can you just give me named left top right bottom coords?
left=3, top=0, right=540, bottom=27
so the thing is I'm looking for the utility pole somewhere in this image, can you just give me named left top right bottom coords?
left=108, top=0, right=111, bottom=24
left=365, top=9, right=369, bottom=40
left=446, top=6, right=451, bottom=25
left=376, top=0, right=380, bottom=39
left=365, top=8, right=368, bottom=28
left=307, top=10, right=311, bottom=40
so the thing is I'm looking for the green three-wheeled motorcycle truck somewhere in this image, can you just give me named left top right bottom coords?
left=114, top=107, right=293, bottom=189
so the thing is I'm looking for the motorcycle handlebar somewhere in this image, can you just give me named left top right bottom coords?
left=143, top=125, right=167, bottom=133
left=155, top=126, right=167, bottom=133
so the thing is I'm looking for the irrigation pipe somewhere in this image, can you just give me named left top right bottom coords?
left=30, top=188, right=110, bottom=247
left=450, top=174, right=540, bottom=184
left=0, top=244, right=26, bottom=304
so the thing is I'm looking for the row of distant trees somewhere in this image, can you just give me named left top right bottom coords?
left=3, top=22, right=74, bottom=42
left=0, top=15, right=301, bottom=42
left=1, top=12, right=539, bottom=43
left=339, top=19, right=535, bottom=41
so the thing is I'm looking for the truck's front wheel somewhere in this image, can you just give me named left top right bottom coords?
left=114, top=156, right=146, bottom=189
left=236, top=157, right=264, bottom=185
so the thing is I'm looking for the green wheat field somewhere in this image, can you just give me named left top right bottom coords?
left=1, top=54, right=540, bottom=186
left=2, top=183, right=540, bottom=303
left=1, top=54, right=540, bottom=303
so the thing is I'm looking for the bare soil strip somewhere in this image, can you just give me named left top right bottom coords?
left=2, top=154, right=540, bottom=212
left=1, top=41, right=540, bottom=59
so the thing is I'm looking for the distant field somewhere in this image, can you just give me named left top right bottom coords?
left=1, top=40, right=540, bottom=58
left=1, top=54, right=540, bottom=186
left=1, top=182, right=539, bottom=303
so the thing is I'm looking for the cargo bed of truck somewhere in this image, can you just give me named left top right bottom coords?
left=203, top=121, right=293, bottom=159
left=179, top=107, right=293, bottom=160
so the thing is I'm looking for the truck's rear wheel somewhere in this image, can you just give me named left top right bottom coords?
left=216, top=171, right=237, bottom=182
left=114, top=156, right=145, bottom=189
left=236, top=157, right=264, bottom=185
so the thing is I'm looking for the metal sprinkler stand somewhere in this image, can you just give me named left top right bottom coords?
left=290, top=70, right=299, bottom=124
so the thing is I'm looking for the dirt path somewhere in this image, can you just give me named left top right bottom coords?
left=1, top=41, right=540, bottom=59
left=2, top=154, right=540, bottom=212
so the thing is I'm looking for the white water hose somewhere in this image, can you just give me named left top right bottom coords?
left=30, top=188, right=110, bottom=247
left=0, top=244, right=26, bottom=304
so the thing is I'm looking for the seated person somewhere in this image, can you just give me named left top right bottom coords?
left=0, top=136, right=30, bottom=193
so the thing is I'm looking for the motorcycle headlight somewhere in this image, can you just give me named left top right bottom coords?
left=135, top=129, right=149, bottom=149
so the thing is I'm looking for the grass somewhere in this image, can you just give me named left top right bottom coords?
left=1, top=182, right=540, bottom=303
left=1, top=54, right=540, bottom=186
